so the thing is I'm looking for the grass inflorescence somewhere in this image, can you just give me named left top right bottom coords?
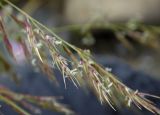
left=0, top=0, right=160, bottom=114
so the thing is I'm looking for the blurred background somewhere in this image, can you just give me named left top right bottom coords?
left=0, top=0, right=160, bottom=115
left=11, top=0, right=160, bottom=77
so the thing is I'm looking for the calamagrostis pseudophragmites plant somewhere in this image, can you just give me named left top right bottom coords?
left=0, top=0, right=160, bottom=114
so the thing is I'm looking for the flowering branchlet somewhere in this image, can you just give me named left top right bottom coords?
left=0, top=86, right=73, bottom=115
